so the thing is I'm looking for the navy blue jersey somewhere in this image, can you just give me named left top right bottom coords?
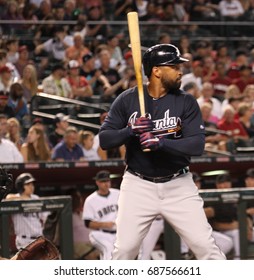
left=99, top=85, right=205, bottom=177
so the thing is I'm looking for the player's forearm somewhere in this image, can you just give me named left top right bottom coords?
left=159, top=134, right=205, bottom=156
left=99, top=127, right=131, bottom=149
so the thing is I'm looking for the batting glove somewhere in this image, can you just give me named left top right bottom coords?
left=130, top=117, right=154, bottom=135
left=140, top=132, right=160, bottom=151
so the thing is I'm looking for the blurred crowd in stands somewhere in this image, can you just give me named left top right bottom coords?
left=0, top=0, right=254, bottom=163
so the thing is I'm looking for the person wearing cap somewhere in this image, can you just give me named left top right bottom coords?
left=5, top=172, right=48, bottom=250
left=118, top=50, right=135, bottom=78
left=80, top=52, right=111, bottom=96
left=49, top=113, right=69, bottom=148
left=99, top=43, right=225, bottom=260
left=82, top=170, right=120, bottom=260
left=66, top=60, right=93, bottom=100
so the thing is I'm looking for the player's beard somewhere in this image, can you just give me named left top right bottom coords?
left=161, top=76, right=181, bottom=92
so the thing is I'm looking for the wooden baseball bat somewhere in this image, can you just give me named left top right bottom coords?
left=127, top=12, right=151, bottom=152
left=127, top=12, right=145, bottom=117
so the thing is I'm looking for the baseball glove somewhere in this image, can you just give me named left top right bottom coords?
left=11, top=236, right=60, bottom=260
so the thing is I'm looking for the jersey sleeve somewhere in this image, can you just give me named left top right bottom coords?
left=99, top=90, right=133, bottom=149
left=82, top=198, right=96, bottom=222
left=181, top=94, right=205, bottom=137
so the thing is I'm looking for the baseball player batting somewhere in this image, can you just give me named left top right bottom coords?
left=99, top=44, right=226, bottom=260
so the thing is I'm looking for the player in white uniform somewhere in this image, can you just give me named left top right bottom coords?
left=82, top=170, right=120, bottom=260
left=5, top=173, right=47, bottom=250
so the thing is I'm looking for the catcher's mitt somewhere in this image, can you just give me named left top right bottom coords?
left=11, top=236, right=60, bottom=260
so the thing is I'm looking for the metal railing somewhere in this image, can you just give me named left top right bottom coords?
left=30, top=92, right=110, bottom=132
left=1, top=19, right=254, bottom=44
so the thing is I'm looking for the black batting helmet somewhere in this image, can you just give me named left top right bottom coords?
left=15, top=173, right=36, bottom=193
left=142, top=44, right=189, bottom=77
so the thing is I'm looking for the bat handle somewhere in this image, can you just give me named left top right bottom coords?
left=142, top=148, right=151, bottom=152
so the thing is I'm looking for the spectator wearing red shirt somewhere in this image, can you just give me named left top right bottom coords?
left=215, top=43, right=232, bottom=71
left=210, top=61, right=233, bottom=102
left=217, top=104, right=250, bottom=152
left=202, top=56, right=217, bottom=83
left=233, top=65, right=254, bottom=93
left=218, top=104, right=249, bottom=138
left=227, top=49, right=249, bottom=80
left=67, top=60, right=93, bottom=100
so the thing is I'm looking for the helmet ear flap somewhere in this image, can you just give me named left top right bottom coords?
left=15, top=178, right=24, bottom=193
left=142, top=52, right=152, bottom=77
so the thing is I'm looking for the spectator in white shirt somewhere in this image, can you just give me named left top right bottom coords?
left=42, top=63, right=72, bottom=98
left=181, top=60, right=203, bottom=90
left=218, top=0, right=244, bottom=36
left=197, top=82, right=223, bottom=124
left=0, top=114, right=24, bottom=163
left=78, top=130, right=101, bottom=161
left=219, top=0, right=244, bottom=19
left=34, top=25, right=73, bottom=62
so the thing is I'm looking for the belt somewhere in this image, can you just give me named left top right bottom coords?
left=21, top=235, right=38, bottom=239
left=127, top=167, right=189, bottom=183
left=102, top=230, right=116, bottom=234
